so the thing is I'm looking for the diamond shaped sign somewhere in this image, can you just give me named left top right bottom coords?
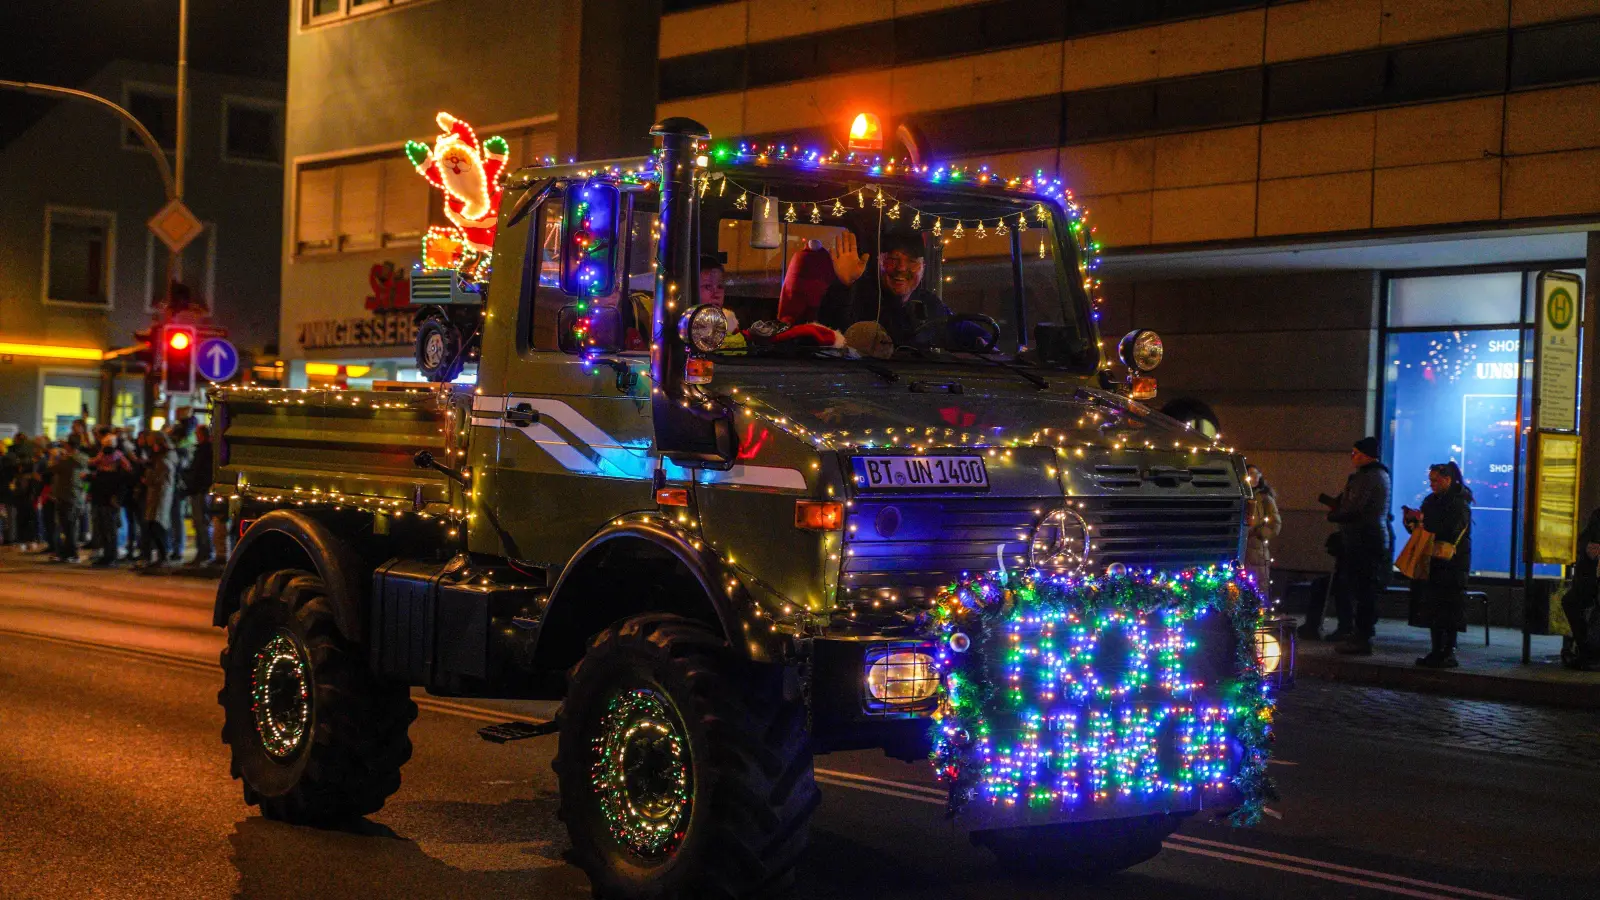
left=147, top=199, right=204, bottom=254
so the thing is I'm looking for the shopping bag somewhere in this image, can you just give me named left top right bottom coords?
left=1395, top=528, right=1435, bottom=581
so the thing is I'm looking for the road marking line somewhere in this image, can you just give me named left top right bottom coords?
left=1165, top=835, right=1522, bottom=900
left=0, top=627, right=215, bottom=672
left=815, top=768, right=945, bottom=798
left=1160, top=842, right=1475, bottom=900
left=813, top=774, right=944, bottom=806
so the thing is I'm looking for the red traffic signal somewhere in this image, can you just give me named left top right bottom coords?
left=163, top=325, right=196, bottom=393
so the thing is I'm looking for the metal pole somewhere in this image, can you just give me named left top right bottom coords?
left=169, top=0, right=190, bottom=290
left=0, top=80, right=175, bottom=200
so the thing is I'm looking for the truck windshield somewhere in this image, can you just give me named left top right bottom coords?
left=695, top=176, right=1099, bottom=372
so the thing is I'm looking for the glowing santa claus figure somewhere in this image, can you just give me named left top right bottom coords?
left=405, top=112, right=509, bottom=280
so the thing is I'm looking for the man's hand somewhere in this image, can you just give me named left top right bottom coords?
left=830, top=231, right=870, bottom=286
left=1586, top=542, right=1600, bottom=560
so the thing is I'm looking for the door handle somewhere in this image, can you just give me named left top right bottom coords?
left=504, top=402, right=539, bottom=425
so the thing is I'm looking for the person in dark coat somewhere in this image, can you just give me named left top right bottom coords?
left=1321, top=436, right=1394, bottom=656
left=87, top=436, right=132, bottom=567
left=184, top=425, right=215, bottom=566
left=1563, top=507, right=1600, bottom=670
left=1402, top=461, right=1473, bottom=668
left=138, top=432, right=178, bottom=568
left=47, top=441, right=90, bottom=563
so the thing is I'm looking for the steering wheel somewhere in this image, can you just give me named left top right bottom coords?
left=947, top=313, right=1001, bottom=353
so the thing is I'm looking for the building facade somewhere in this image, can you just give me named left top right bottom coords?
left=654, top=0, right=1600, bottom=580
left=281, top=0, right=1600, bottom=584
left=0, top=59, right=285, bottom=437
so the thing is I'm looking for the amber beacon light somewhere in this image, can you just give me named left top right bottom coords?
left=848, top=113, right=883, bottom=152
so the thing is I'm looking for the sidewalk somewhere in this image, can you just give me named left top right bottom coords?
left=1295, top=619, right=1600, bottom=709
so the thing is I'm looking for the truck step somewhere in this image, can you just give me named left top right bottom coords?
left=476, top=720, right=560, bottom=743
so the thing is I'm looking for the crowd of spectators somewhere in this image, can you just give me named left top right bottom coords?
left=0, top=410, right=221, bottom=570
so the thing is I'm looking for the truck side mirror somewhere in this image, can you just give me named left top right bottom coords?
left=557, top=304, right=624, bottom=354
left=559, top=180, right=621, bottom=299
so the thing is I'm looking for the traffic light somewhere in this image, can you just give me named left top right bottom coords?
left=164, top=325, right=195, bottom=393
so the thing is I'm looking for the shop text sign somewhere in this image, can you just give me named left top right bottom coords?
left=299, top=314, right=417, bottom=350
left=297, top=261, right=417, bottom=350
left=1535, top=271, right=1581, bottom=431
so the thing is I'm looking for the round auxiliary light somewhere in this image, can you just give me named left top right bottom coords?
left=678, top=305, right=735, bottom=353
left=1118, top=329, right=1164, bottom=372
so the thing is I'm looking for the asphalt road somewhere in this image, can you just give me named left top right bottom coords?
left=0, top=553, right=1596, bottom=900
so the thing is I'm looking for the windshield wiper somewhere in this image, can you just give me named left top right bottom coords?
left=950, top=351, right=1048, bottom=390
left=803, top=348, right=898, bottom=383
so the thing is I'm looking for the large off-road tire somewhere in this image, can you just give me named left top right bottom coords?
left=415, top=313, right=465, bottom=383
left=973, top=812, right=1185, bottom=878
left=219, top=569, right=416, bottom=824
left=554, top=613, right=819, bottom=900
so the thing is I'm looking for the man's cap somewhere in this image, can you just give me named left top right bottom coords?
left=1353, top=436, right=1380, bottom=458
left=879, top=231, right=926, bottom=260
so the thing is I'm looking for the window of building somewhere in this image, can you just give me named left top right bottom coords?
left=294, top=158, right=428, bottom=255
left=303, top=0, right=425, bottom=27
left=43, top=208, right=115, bottom=307
left=124, top=85, right=176, bottom=151
left=223, top=98, right=282, bottom=164
left=1381, top=267, right=1586, bottom=579
left=294, top=126, right=553, bottom=256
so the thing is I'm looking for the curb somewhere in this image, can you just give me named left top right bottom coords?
left=1295, top=653, right=1600, bottom=710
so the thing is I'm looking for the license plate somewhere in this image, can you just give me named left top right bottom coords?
left=852, top=455, right=988, bottom=491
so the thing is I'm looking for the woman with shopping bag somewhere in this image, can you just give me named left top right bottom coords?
left=1398, top=461, right=1473, bottom=668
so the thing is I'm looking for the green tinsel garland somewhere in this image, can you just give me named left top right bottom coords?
left=925, top=565, right=1277, bottom=827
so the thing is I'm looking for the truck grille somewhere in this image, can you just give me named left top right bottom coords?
left=839, top=495, right=1245, bottom=605
left=840, top=497, right=1043, bottom=602
left=1080, top=496, right=1245, bottom=571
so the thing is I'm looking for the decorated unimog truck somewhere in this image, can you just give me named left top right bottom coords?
left=211, top=116, right=1275, bottom=899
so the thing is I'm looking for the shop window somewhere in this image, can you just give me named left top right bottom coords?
left=223, top=98, right=282, bottom=164
left=44, top=208, right=115, bottom=307
left=1382, top=268, right=1585, bottom=578
left=1389, top=272, right=1522, bottom=328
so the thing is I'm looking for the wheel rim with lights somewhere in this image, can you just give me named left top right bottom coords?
left=423, top=331, right=447, bottom=369
left=591, top=687, right=694, bottom=858
left=251, top=629, right=311, bottom=759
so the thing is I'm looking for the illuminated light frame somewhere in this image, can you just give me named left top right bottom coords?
left=926, top=564, right=1276, bottom=826
left=405, top=112, right=510, bottom=282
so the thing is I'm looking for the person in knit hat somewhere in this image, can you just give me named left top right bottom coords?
left=1318, top=436, right=1394, bottom=655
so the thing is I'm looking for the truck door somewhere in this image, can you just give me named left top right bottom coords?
left=488, top=185, right=656, bottom=566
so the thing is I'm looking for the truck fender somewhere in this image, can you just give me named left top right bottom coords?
left=213, top=509, right=369, bottom=644
left=533, top=515, right=772, bottom=669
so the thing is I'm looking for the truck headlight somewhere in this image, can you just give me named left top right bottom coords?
left=864, top=647, right=937, bottom=705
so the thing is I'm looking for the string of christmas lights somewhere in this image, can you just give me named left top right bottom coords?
left=925, top=565, right=1276, bottom=825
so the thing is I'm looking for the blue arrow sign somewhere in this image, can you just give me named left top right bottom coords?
left=196, top=338, right=239, bottom=382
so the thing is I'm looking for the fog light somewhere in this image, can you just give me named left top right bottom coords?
left=864, top=648, right=937, bottom=705
left=1254, top=615, right=1296, bottom=687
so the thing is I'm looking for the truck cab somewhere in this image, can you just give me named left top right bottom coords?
left=210, top=117, right=1263, bottom=899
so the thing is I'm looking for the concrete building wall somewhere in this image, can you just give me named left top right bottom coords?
left=0, top=59, right=284, bottom=433
left=1099, top=271, right=1380, bottom=573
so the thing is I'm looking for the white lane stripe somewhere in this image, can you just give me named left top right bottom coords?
left=1161, top=842, right=1471, bottom=900
left=815, top=768, right=945, bottom=798
left=1166, top=835, right=1523, bottom=900
left=814, top=774, right=945, bottom=806
left=812, top=764, right=1514, bottom=900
